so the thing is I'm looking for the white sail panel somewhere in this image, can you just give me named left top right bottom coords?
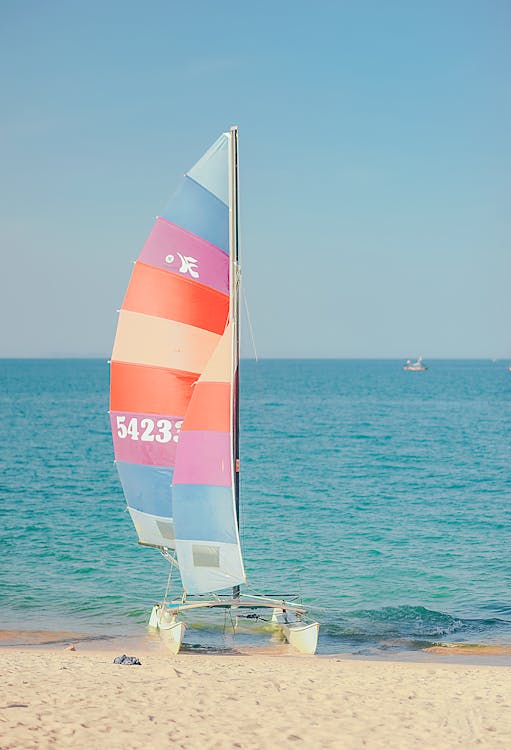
left=174, top=539, right=245, bottom=594
left=128, top=507, right=175, bottom=548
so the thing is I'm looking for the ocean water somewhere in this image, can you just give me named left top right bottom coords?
left=1, top=358, right=510, bottom=655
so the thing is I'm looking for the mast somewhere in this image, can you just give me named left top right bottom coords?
left=229, top=125, right=241, bottom=600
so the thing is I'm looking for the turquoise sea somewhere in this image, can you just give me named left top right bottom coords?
left=1, top=359, right=510, bottom=655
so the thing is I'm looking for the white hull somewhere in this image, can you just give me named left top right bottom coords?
left=160, top=620, right=185, bottom=655
left=283, top=622, right=320, bottom=654
left=148, top=604, right=186, bottom=655
left=271, top=608, right=319, bottom=654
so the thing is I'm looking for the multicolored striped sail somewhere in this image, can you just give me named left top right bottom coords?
left=110, top=128, right=245, bottom=595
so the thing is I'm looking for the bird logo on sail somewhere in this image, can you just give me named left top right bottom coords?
left=164, top=252, right=200, bottom=279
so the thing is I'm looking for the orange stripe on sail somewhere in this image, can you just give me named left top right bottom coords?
left=123, top=262, right=229, bottom=335
left=110, top=361, right=197, bottom=415
left=181, top=381, right=231, bottom=432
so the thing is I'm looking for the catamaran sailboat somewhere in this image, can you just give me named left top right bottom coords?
left=110, top=127, right=319, bottom=655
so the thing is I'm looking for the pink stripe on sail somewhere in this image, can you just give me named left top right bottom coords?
left=110, top=411, right=183, bottom=467
left=173, top=430, right=232, bottom=487
left=139, top=217, right=229, bottom=295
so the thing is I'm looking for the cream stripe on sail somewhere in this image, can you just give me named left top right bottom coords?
left=112, top=310, right=221, bottom=374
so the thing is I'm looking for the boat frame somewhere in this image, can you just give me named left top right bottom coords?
left=148, top=592, right=320, bottom=655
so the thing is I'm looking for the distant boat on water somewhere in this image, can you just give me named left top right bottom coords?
left=403, top=356, right=428, bottom=372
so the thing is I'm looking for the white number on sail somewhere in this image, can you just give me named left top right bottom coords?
left=155, top=419, right=173, bottom=443
left=126, top=418, right=140, bottom=440
left=174, top=420, right=183, bottom=442
left=140, top=418, right=155, bottom=441
left=115, top=415, right=180, bottom=443
left=116, top=415, right=127, bottom=438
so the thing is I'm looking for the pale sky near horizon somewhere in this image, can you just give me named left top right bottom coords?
left=1, top=1, right=510, bottom=358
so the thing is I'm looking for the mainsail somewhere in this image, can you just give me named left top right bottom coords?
left=110, top=129, right=245, bottom=594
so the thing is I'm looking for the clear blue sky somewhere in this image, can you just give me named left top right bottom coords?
left=1, top=0, right=509, bottom=358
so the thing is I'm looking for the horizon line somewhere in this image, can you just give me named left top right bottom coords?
left=0, top=356, right=508, bottom=362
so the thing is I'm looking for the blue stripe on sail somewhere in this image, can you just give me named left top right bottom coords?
left=116, top=461, right=173, bottom=518
left=173, top=484, right=237, bottom=544
left=162, top=175, right=229, bottom=254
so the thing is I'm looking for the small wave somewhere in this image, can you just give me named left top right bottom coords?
left=480, top=602, right=511, bottom=617
left=322, top=605, right=508, bottom=642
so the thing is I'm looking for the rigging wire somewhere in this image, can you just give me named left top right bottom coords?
left=159, top=548, right=180, bottom=603
left=163, top=559, right=174, bottom=603
left=241, top=279, right=258, bottom=363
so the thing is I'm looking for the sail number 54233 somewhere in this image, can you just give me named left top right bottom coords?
left=116, top=416, right=182, bottom=443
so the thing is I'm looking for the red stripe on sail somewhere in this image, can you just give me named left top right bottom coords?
left=110, top=361, right=197, bottom=415
left=180, top=382, right=230, bottom=432
left=123, top=263, right=228, bottom=335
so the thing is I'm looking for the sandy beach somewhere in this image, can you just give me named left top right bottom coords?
left=1, top=639, right=510, bottom=750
